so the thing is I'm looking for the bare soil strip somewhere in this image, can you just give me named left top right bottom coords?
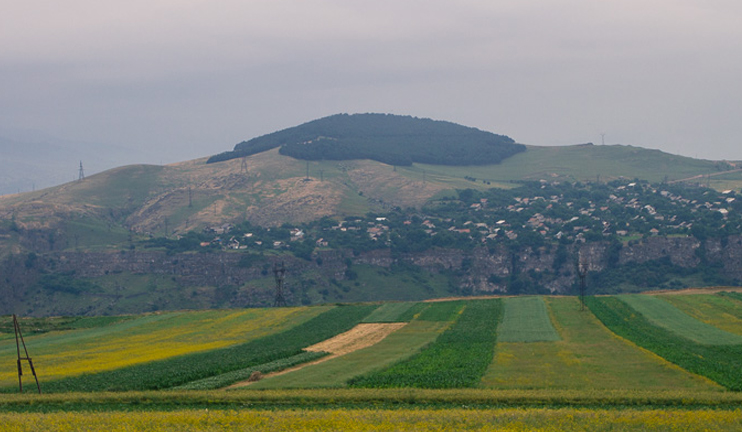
left=227, top=323, right=406, bottom=388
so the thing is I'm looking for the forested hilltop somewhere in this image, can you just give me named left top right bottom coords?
left=207, top=113, right=525, bottom=166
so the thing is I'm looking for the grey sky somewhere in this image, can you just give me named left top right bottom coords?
left=2, top=0, right=742, bottom=164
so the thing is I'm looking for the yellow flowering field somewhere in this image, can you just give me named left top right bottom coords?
left=0, top=306, right=329, bottom=386
left=1, top=407, right=741, bottom=432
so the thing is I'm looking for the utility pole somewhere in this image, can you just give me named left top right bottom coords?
left=273, top=262, right=287, bottom=307
left=13, top=315, right=41, bottom=394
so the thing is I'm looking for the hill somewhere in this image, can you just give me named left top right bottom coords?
left=207, top=113, right=526, bottom=166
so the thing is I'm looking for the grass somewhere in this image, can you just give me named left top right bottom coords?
left=362, top=302, right=420, bottom=323
left=349, top=299, right=502, bottom=388
left=248, top=320, right=451, bottom=389
left=586, top=296, right=742, bottom=391
left=480, top=297, right=721, bottom=391
left=414, top=144, right=723, bottom=185
left=618, top=295, right=742, bottom=345
left=496, top=296, right=560, bottom=342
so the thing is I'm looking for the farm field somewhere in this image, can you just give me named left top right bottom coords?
left=496, top=296, right=560, bottom=342
left=1, top=291, right=742, bottom=430
left=480, top=297, right=721, bottom=391
left=2, top=406, right=742, bottom=432
left=660, top=293, right=742, bottom=335
left=0, top=307, right=327, bottom=387
left=617, top=294, right=742, bottom=344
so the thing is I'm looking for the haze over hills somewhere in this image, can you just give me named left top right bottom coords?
left=0, top=132, right=170, bottom=196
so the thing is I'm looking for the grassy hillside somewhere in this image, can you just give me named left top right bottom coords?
left=0, top=139, right=740, bottom=262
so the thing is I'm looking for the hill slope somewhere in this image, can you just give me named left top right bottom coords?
left=207, top=113, right=525, bottom=166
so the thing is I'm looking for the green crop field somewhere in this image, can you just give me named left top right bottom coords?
left=481, top=297, right=720, bottom=391
left=350, top=299, right=502, bottom=388
left=249, top=320, right=451, bottom=389
left=587, top=296, right=742, bottom=390
left=618, top=295, right=742, bottom=345
left=361, top=302, right=421, bottom=323
left=496, top=296, right=560, bottom=342
left=661, top=294, right=742, bottom=335
left=2, top=292, right=742, bottom=430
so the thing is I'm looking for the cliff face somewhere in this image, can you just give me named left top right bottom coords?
left=2, top=235, right=741, bottom=316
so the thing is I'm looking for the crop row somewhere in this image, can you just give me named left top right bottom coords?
left=172, top=351, right=327, bottom=390
left=618, top=295, right=742, bottom=344
left=362, top=302, right=420, bottom=323
left=349, top=299, right=502, bottom=389
left=585, top=296, right=742, bottom=391
left=31, top=304, right=377, bottom=393
left=497, top=296, right=560, bottom=343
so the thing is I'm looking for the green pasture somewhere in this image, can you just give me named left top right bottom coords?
left=414, top=145, right=722, bottom=185
left=480, top=297, right=721, bottom=391
left=618, top=295, right=742, bottom=345
left=496, top=296, right=560, bottom=342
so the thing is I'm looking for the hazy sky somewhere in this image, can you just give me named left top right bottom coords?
left=2, top=0, right=742, bottom=163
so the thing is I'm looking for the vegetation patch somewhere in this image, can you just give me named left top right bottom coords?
left=248, top=320, right=450, bottom=389
left=662, top=294, right=742, bottom=336
left=586, top=296, right=742, bottom=391
left=17, top=304, right=376, bottom=392
left=416, top=301, right=465, bottom=321
left=618, top=295, right=742, bottom=345
left=0, top=308, right=321, bottom=388
left=208, top=113, right=524, bottom=167
left=362, top=302, right=420, bottom=323
left=349, top=299, right=501, bottom=388
left=496, top=297, right=560, bottom=342
left=172, top=351, right=328, bottom=390
left=480, top=297, right=720, bottom=391
left=2, top=407, right=742, bottom=432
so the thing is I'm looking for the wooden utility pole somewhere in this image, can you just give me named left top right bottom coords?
left=13, top=315, right=41, bottom=394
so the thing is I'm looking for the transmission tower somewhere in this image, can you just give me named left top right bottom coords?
left=13, top=315, right=41, bottom=394
left=78, top=161, right=85, bottom=181
left=240, top=156, right=248, bottom=175
left=273, top=262, right=287, bottom=307
left=575, top=252, right=588, bottom=311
